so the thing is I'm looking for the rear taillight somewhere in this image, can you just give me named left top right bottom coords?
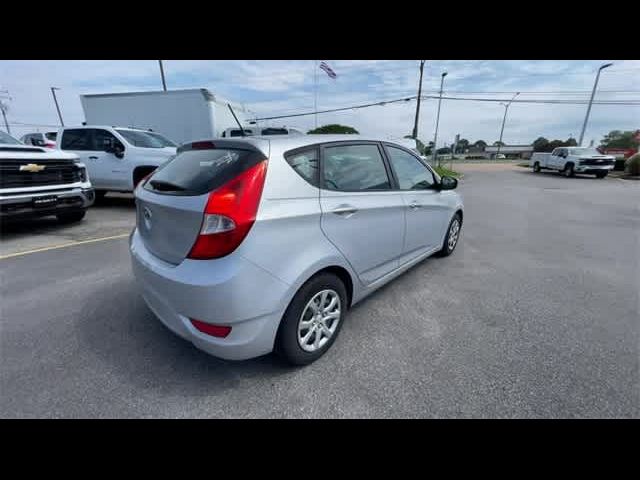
left=188, top=160, right=268, bottom=259
left=45, top=142, right=56, bottom=148
left=190, top=319, right=232, bottom=338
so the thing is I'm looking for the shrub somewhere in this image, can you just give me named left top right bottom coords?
left=625, top=153, right=640, bottom=176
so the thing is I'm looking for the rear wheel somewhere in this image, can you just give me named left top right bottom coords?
left=533, top=162, right=541, bottom=173
left=595, top=171, right=608, bottom=179
left=563, top=163, right=574, bottom=178
left=57, top=210, right=86, bottom=223
left=275, top=273, right=347, bottom=366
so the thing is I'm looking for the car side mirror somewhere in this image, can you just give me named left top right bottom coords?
left=440, top=176, right=458, bottom=190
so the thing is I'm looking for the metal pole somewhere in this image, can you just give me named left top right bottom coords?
left=158, top=60, right=167, bottom=91
left=412, top=60, right=425, bottom=139
left=1, top=105, right=10, bottom=134
left=50, top=87, right=64, bottom=126
left=431, top=72, right=447, bottom=166
left=314, top=60, right=318, bottom=129
left=496, top=92, right=519, bottom=159
left=578, top=62, right=613, bottom=146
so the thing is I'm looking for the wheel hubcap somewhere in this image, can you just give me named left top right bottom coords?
left=448, top=219, right=460, bottom=251
left=297, top=289, right=341, bottom=352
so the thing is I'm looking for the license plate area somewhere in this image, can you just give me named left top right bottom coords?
left=32, top=195, right=59, bottom=208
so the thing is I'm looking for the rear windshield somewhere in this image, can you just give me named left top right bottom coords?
left=115, top=129, right=166, bottom=148
left=45, top=132, right=57, bottom=141
left=261, top=128, right=289, bottom=136
left=144, top=148, right=266, bottom=196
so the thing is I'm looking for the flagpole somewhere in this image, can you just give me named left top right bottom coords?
left=314, top=60, right=318, bottom=129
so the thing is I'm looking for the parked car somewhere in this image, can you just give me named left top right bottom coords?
left=130, top=135, right=464, bottom=365
left=221, top=126, right=305, bottom=138
left=20, top=132, right=58, bottom=149
left=530, top=147, right=615, bottom=178
left=0, top=130, right=94, bottom=223
left=56, top=126, right=177, bottom=199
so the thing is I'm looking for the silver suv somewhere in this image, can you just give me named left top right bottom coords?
left=130, top=135, right=464, bottom=365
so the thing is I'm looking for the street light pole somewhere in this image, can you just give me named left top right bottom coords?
left=158, top=60, right=167, bottom=91
left=431, top=71, right=447, bottom=166
left=578, top=62, right=613, bottom=146
left=50, top=87, right=64, bottom=126
left=0, top=103, right=10, bottom=134
left=495, top=92, right=519, bottom=159
left=411, top=60, right=425, bottom=139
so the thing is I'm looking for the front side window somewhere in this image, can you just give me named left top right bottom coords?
left=94, top=129, right=124, bottom=152
left=385, top=145, right=435, bottom=190
left=323, top=144, right=391, bottom=191
left=285, top=148, right=319, bottom=186
left=60, top=129, right=93, bottom=151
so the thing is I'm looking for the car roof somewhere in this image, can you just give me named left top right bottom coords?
left=249, top=134, right=390, bottom=151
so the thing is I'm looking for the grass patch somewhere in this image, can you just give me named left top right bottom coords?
left=433, top=165, right=460, bottom=178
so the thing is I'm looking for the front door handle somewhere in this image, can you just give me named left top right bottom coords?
left=408, top=201, right=422, bottom=209
left=88, top=156, right=99, bottom=160
left=331, top=206, right=358, bottom=216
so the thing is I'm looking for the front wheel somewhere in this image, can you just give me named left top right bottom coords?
left=275, top=273, right=347, bottom=366
left=57, top=210, right=86, bottom=224
left=563, top=164, right=574, bottom=178
left=437, top=213, right=462, bottom=257
left=595, top=171, right=608, bottom=179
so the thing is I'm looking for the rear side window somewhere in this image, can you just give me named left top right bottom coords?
left=323, top=144, right=391, bottom=191
left=61, top=129, right=92, bottom=150
left=145, top=148, right=266, bottom=196
left=45, top=132, right=57, bottom=141
left=284, top=148, right=319, bottom=187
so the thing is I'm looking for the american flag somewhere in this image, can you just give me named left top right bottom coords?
left=319, top=61, right=337, bottom=79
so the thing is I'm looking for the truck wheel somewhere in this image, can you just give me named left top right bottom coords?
left=94, top=190, right=107, bottom=202
left=57, top=210, right=86, bottom=223
left=533, top=162, right=541, bottom=173
left=595, top=171, right=608, bottom=179
left=563, top=163, right=574, bottom=178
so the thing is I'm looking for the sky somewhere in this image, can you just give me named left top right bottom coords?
left=1, top=60, right=638, bottom=147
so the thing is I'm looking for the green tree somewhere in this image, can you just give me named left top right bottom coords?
left=473, top=140, right=487, bottom=150
left=493, top=140, right=505, bottom=147
left=565, top=137, right=578, bottom=147
left=456, top=138, right=470, bottom=154
left=533, top=137, right=550, bottom=152
left=307, top=124, right=359, bottom=134
left=599, top=130, right=639, bottom=149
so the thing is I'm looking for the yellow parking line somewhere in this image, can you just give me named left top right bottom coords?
left=0, top=233, right=130, bottom=260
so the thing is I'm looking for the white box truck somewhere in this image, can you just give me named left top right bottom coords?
left=80, top=89, right=254, bottom=146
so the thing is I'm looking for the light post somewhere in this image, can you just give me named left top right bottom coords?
left=431, top=71, right=447, bottom=166
left=50, top=87, right=64, bottom=126
left=158, top=60, right=167, bottom=91
left=578, top=62, right=613, bottom=146
left=495, top=92, right=519, bottom=159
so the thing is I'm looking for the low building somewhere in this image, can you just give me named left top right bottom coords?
left=484, top=145, right=534, bottom=159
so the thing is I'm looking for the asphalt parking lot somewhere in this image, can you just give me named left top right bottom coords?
left=1, top=164, right=638, bottom=418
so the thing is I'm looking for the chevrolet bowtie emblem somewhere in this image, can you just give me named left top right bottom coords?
left=19, top=163, right=46, bottom=173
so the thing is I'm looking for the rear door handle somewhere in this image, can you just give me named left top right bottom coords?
left=88, top=156, right=99, bottom=160
left=331, top=206, right=358, bottom=216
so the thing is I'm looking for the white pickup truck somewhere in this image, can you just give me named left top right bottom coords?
left=530, top=147, right=615, bottom=178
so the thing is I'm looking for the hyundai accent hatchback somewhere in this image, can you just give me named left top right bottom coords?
left=130, top=135, right=464, bottom=365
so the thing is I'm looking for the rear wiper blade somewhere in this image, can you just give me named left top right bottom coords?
left=149, top=180, right=186, bottom=191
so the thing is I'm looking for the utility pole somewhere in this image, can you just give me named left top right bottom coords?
left=158, top=60, right=167, bottom=91
left=411, top=60, right=425, bottom=139
left=431, top=71, right=447, bottom=167
left=496, top=92, right=519, bottom=159
left=578, top=62, right=613, bottom=146
left=50, top=87, right=64, bottom=126
left=314, top=60, right=318, bottom=129
left=0, top=102, right=9, bottom=134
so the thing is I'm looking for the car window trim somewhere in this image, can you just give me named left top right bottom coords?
left=381, top=142, right=438, bottom=191
left=318, top=140, right=396, bottom=193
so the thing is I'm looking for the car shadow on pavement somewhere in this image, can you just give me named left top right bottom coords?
left=75, top=277, right=295, bottom=396
left=1, top=216, right=80, bottom=238
left=92, top=193, right=136, bottom=208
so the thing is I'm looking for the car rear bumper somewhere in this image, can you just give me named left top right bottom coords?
left=0, top=186, right=94, bottom=219
left=129, top=228, right=291, bottom=360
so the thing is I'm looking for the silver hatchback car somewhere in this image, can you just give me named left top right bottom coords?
left=130, top=135, right=464, bottom=365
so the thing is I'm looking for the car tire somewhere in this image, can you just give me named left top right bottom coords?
left=595, top=171, right=608, bottom=179
left=437, top=213, right=462, bottom=257
left=563, top=163, right=574, bottom=177
left=275, top=273, right=347, bottom=366
left=57, top=210, right=86, bottom=223
left=94, top=190, right=107, bottom=202
left=533, top=162, right=541, bottom=173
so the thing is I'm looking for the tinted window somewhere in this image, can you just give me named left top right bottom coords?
left=146, top=132, right=176, bottom=147
left=115, top=129, right=165, bottom=148
left=229, top=129, right=252, bottom=137
left=285, top=148, right=319, bottom=186
left=261, top=128, right=288, bottom=136
left=145, top=148, right=266, bottom=196
left=0, top=131, right=22, bottom=145
left=386, top=146, right=435, bottom=190
left=61, top=129, right=93, bottom=150
left=323, top=144, right=391, bottom=191
left=94, top=129, right=124, bottom=151
left=45, top=132, right=57, bottom=141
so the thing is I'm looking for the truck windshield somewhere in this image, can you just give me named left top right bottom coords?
left=0, top=131, right=22, bottom=145
left=115, top=129, right=166, bottom=148
left=147, top=132, right=177, bottom=147
left=569, top=148, right=601, bottom=156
